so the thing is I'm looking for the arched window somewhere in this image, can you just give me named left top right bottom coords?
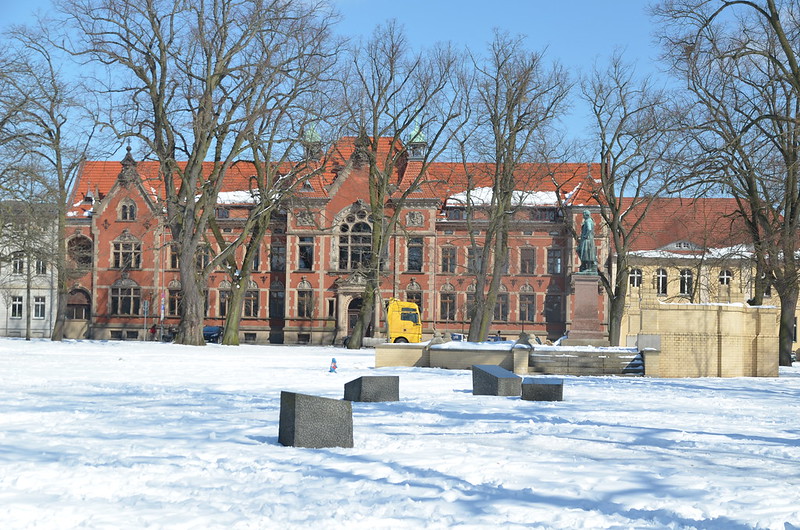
left=218, top=280, right=232, bottom=317
left=110, top=277, right=140, bottom=315
left=440, top=283, right=456, bottom=321
left=68, top=236, right=93, bottom=268
left=338, top=208, right=372, bottom=271
left=629, top=268, right=643, bottom=288
left=494, top=284, right=509, bottom=322
left=656, top=268, right=668, bottom=296
left=719, top=269, right=733, bottom=286
left=519, top=283, right=535, bottom=322
left=167, top=280, right=182, bottom=316
left=680, top=269, right=693, bottom=296
left=119, top=200, right=137, bottom=221
left=297, top=278, right=313, bottom=319
left=244, top=280, right=259, bottom=318
left=66, top=289, right=91, bottom=320
left=406, top=279, right=422, bottom=314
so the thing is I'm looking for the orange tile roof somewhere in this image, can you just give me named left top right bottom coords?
left=68, top=138, right=601, bottom=215
left=622, top=197, right=749, bottom=251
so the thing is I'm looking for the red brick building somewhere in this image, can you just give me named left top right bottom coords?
left=64, top=138, right=606, bottom=344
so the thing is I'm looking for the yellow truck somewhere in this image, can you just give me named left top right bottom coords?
left=385, top=298, right=422, bottom=343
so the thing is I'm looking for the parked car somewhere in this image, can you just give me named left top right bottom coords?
left=203, top=326, right=224, bottom=343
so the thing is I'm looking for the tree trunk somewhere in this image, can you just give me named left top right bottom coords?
left=348, top=275, right=377, bottom=349
left=51, top=196, right=67, bottom=341
left=221, top=275, right=247, bottom=346
left=607, top=290, right=627, bottom=347
left=175, top=241, right=206, bottom=345
left=25, top=255, right=31, bottom=341
left=778, top=282, right=798, bottom=367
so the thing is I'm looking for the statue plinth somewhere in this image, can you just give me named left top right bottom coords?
left=562, top=273, right=609, bottom=347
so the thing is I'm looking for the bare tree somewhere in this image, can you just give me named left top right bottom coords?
left=463, top=31, right=570, bottom=342
left=1, top=23, right=100, bottom=341
left=655, top=0, right=800, bottom=366
left=580, top=52, right=688, bottom=345
left=61, top=0, right=338, bottom=345
left=342, top=21, right=469, bottom=349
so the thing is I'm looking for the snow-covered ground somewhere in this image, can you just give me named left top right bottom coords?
left=0, top=338, right=798, bottom=529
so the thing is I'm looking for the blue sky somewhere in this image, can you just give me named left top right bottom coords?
left=3, top=0, right=664, bottom=143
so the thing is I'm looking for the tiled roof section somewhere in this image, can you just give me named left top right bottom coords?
left=67, top=138, right=601, bottom=215
left=623, top=197, right=749, bottom=252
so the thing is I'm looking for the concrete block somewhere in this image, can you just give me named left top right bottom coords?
left=472, top=364, right=521, bottom=396
left=278, top=391, right=353, bottom=448
left=522, top=377, right=564, bottom=401
left=344, top=376, right=399, bottom=402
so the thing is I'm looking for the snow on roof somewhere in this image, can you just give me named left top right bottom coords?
left=447, top=187, right=559, bottom=207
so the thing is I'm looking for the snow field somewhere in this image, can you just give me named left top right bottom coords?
left=0, top=339, right=798, bottom=529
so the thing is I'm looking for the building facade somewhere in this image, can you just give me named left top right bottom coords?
left=65, top=139, right=609, bottom=344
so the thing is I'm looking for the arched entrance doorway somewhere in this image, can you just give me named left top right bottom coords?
left=347, top=298, right=362, bottom=337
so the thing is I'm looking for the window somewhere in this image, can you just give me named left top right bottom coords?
left=494, top=293, right=509, bottom=322
left=680, top=269, right=693, bottom=296
left=11, top=296, right=22, bottom=318
left=338, top=210, right=372, bottom=270
left=215, top=207, right=230, bottom=219
left=407, top=237, right=423, bottom=272
left=719, top=270, right=733, bottom=285
left=467, top=248, right=482, bottom=274
left=547, top=249, right=562, bottom=274
left=11, top=252, right=23, bottom=275
left=120, top=201, right=136, bottom=221
left=252, top=249, right=260, bottom=272
left=33, top=297, right=45, bottom=319
left=269, top=288, right=285, bottom=318
left=520, top=248, right=536, bottom=274
left=298, top=237, right=314, bottom=270
left=169, top=244, right=180, bottom=270
left=111, top=283, right=141, bottom=315
left=35, top=260, right=47, bottom=275
left=656, top=268, right=668, bottom=296
left=298, top=289, right=313, bottom=318
left=68, top=237, right=93, bottom=268
left=407, top=291, right=422, bottom=314
left=66, top=290, right=90, bottom=320
left=441, top=247, right=456, bottom=274
left=446, top=208, right=465, bottom=220
left=219, top=289, right=230, bottom=318
left=440, top=293, right=456, bottom=321
left=195, top=246, right=211, bottom=271
left=629, top=268, right=642, bottom=288
left=270, top=245, right=286, bottom=272
left=244, top=290, right=259, bottom=318
left=544, top=295, right=562, bottom=323
left=531, top=208, right=557, bottom=222
left=520, top=294, right=536, bottom=322
left=112, top=241, right=141, bottom=269
left=168, top=289, right=182, bottom=316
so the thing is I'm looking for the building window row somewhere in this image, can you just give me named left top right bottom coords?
left=8, top=253, right=48, bottom=275
left=9, top=296, right=46, bottom=319
left=437, top=292, right=562, bottom=323
left=629, top=267, right=737, bottom=296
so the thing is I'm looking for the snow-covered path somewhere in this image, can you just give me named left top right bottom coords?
left=0, top=339, right=798, bottom=529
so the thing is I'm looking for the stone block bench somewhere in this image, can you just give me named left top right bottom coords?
left=521, top=377, right=564, bottom=401
left=278, top=391, right=353, bottom=448
left=344, top=376, right=399, bottom=402
left=472, top=364, right=522, bottom=396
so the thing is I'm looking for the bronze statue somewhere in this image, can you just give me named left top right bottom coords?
left=577, top=209, right=597, bottom=273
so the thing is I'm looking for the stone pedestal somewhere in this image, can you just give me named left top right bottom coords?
left=563, top=273, right=609, bottom=347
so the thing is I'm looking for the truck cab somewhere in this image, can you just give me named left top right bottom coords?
left=385, top=298, right=422, bottom=343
